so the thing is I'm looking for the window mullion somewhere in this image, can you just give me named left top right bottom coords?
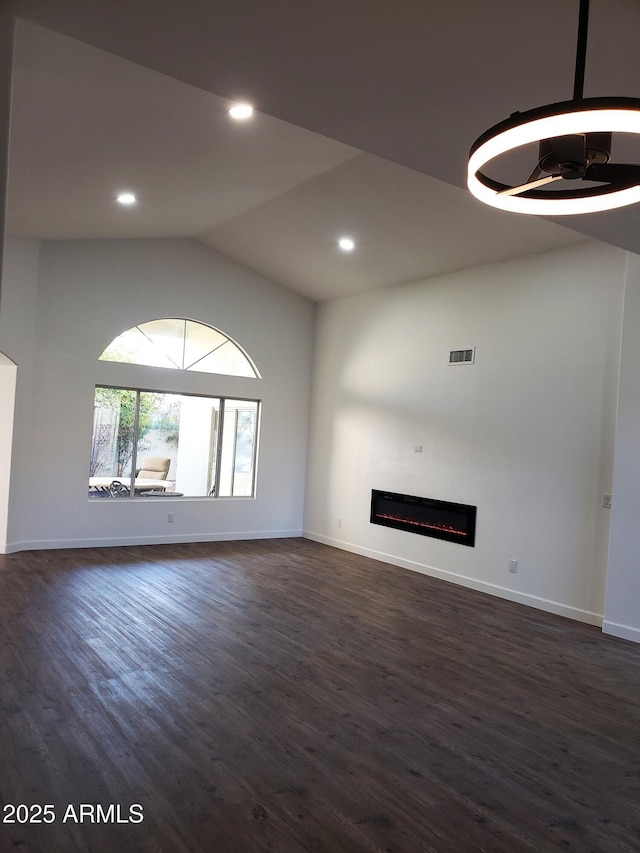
left=230, top=409, right=239, bottom=496
left=213, top=399, right=226, bottom=498
left=129, top=390, right=141, bottom=498
left=249, top=403, right=260, bottom=497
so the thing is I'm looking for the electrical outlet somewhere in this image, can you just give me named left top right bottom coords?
left=603, top=494, right=612, bottom=508
left=508, top=559, right=518, bottom=574
left=337, top=518, right=342, bottom=528
left=414, top=445, right=423, bottom=453
left=168, top=513, right=175, bottom=523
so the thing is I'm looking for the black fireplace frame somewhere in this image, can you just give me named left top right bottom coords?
left=370, top=489, right=476, bottom=547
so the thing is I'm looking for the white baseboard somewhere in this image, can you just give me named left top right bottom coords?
left=1, top=529, right=302, bottom=554
left=601, top=620, right=640, bottom=644
left=303, top=530, right=604, bottom=627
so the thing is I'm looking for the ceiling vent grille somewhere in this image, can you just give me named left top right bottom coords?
left=449, top=348, right=475, bottom=365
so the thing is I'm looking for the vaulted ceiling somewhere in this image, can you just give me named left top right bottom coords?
left=6, top=0, right=640, bottom=301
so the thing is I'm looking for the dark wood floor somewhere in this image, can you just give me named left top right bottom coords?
left=0, top=538, right=639, bottom=852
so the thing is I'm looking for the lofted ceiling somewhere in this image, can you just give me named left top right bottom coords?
left=6, top=0, right=640, bottom=302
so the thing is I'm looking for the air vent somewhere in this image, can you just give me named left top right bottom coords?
left=449, top=347, right=475, bottom=365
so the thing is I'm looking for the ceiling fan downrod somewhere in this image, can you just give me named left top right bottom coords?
left=573, top=0, right=590, bottom=101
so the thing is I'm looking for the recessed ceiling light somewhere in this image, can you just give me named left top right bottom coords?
left=228, top=103, right=254, bottom=120
left=116, top=192, right=137, bottom=206
left=338, top=237, right=355, bottom=252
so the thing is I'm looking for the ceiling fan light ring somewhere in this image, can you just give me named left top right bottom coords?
left=470, top=175, right=640, bottom=216
left=473, top=171, right=640, bottom=201
left=469, top=97, right=640, bottom=156
left=468, top=98, right=640, bottom=215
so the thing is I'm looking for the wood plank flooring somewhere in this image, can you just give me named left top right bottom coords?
left=0, top=537, right=639, bottom=852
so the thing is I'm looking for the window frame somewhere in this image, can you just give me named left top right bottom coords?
left=90, top=383, right=261, bottom=500
left=99, top=317, right=261, bottom=378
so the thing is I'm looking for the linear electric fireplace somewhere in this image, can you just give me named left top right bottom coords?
left=370, top=490, right=476, bottom=547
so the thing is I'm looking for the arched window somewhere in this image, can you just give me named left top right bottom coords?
left=91, top=319, right=261, bottom=500
left=100, top=318, right=260, bottom=378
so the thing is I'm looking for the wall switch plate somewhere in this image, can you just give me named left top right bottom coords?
left=603, top=494, right=612, bottom=508
left=414, top=445, right=423, bottom=453
left=168, top=513, right=175, bottom=523
left=508, top=559, right=518, bottom=573
left=337, top=518, right=342, bottom=528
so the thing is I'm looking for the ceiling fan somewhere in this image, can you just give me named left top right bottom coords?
left=467, top=0, right=640, bottom=215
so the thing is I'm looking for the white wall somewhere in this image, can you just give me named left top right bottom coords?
left=604, top=252, right=640, bottom=642
left=0, top=237, right=39, bottom=552
left=304, top=241, right=626, bottom=625
left=0, top=8, right=16, bottom=550
left=0, top=236, right=315, bottom=551
left=0, top=353, right=16, bottom=548
left=0, top=6, right=12, bottom=309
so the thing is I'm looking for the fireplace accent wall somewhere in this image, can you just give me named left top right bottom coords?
left=370, top=490, right=476, bottom=547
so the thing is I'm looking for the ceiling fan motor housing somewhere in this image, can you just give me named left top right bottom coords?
left=538, top=132, right=611, bottom=179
